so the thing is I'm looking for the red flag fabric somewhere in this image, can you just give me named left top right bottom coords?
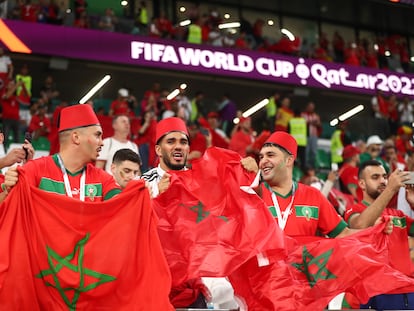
left=0, top=176, right=173, bottom=311
left=230, top=219, right=414, bottom=311
left=152, top=147, right=285, bottom=287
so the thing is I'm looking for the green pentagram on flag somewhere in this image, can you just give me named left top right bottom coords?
left=179, top=201, right=229, bottom=223
left=292, top=246, right=336, bottom=288
left=36, top=233, right=116, bottom=311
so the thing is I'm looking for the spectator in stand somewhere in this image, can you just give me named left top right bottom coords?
left=96, top=115, right=139, bottom=174
left=376, top=36, right=388, bottom=69
left=395, top=125, right=414, bottom=159
left=148, top=16, right=161, bottom=38
left=176, top=88, right=192, bottom=123
left=252, top=18, right=265, bottom=49
left=1, top=80, right=25, bottom=144
left=366, top=46, right=379, bottom=69
left=388, top=94, right=399, bottom=135
left=141, top=82, right=161, bottom=117
left=15, top=64, right=32, bottom=105
left=74, top=0, right=87, bottom=20
left=301, top=101, right=321, bottom=169
left=383, top=144, right=406, bottom=171
left=187, top=121, right=211, bottom=166
left=109, top=88, right=132, bottom=117
left=134, top=110, right=157, bottom=172
left=206, top=111, right=229, bottom=149
left=330, top=121, right=351, bottom=167
left=157, top=11, right=174, bottom=39
left=190, top=91, right=204, bottom=122
left=73, top=10, right=89, bottom=28
left=400, top=40, right=410, bottom=73
left=111, top=148, right=142, bottom=189
left=39, top=74, right=60, bottom=113
left=187, top=17, right=203, bottom=44
left=208, top=24, right=224, bottom=47
left=344, top=160, right=414, bottom=310
left=266, top=91, right=279, bottom=132
left=338, top=145, right=361, bottom=201
left=135, top=1, right=148, bottom=35
left=218, top=94, right=237, bottom=137
left=229, top=117, right=255, bottom=158
left=234, top=31, right=250, bottom=50
left=360, top=135, right=390, bottom=173
left=98, top=8, right=117, bottom=32
left=274, top=96, right=294, bottom=132
left=398, top=96, right=414, bottom=127
left=332, top=31, right=345, bottom=63
left=344, top=42, right=360, bottom=66
left=20, top=0, right=39, bottom=23
left=28, top=103, right=51, bottom=140
left=371, top=89, right=390, bottom=139
left=288, top=109, right=307, bottom=170
left=0, top=47, right=13, bottom=92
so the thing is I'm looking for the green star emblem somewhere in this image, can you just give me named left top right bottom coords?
left=292, top=246, right=336, bottom=287
left=36, top=233, right=116, bottom=311
left=179, top=201, right=228, bottom=223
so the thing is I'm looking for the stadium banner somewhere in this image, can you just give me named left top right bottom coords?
left=1, top=18, right=414, bottom=97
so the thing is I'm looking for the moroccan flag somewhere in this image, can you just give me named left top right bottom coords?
left=0, top=176, right=173, bottom=311
left=153, top=147, right=285, bottom=287
left=230, top=220, right=414, bottom=311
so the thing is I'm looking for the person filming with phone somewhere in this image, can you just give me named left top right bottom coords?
left=344, top=160, right=414, bottom=309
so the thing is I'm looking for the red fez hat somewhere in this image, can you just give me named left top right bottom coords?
left=58, top=104, right=100, bottom=132
left=342, top=145, right=360, bottom=159
left=207, top=112, right=219, bottom=119
left=264, top=131, right=297, bottom=159
left=155, top=117, right=189, bottom=143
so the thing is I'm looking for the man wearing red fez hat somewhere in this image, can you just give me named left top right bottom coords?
left=3, top=104, right=121, bottom=202
left=141, top=117, right=189, bottom=196
left=141, top=116, right=208, bottom=308
left=244, top=131, right=391, bottom=238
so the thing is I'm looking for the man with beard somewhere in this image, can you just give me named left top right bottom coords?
left=140, top=116, right=209, bottom=308
left=344, top=160, right=414, bottom=309
left=344, top=160, right=413, bottom=229
left=3, top=104, right=121, bottom=202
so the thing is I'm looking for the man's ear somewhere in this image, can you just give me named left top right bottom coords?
left=71, top=130, right=81, bottom=145
left=155, top=144, right=162, bottom=157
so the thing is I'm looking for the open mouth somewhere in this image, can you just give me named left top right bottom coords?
left=172, top=152, right=183, bottom=161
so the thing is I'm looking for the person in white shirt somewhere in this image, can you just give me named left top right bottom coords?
left=96, top=115, right=139, bottom=174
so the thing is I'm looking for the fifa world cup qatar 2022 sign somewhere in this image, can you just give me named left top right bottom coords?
left=131, top=40, right=414, bottom=97
left=2, top=19, right=413, bottom=97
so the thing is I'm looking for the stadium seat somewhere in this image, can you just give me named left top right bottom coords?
left=315, top=149, right=331, bottom=170
left=32, top=136, right=50, bottom=151
left=293, top=166, right=303, bottom=182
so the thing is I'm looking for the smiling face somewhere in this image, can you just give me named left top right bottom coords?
left=156, top=131, right=189, bottom=171
left=259, top=144, right=294, bottom=186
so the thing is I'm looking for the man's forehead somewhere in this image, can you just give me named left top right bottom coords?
left=162, top=131, right=188, bottom=141
left=366, top=165, right=386, bottom=175
left=120, top=161, right=140, bottom=170
left=260, top=145, right=278, bottom=153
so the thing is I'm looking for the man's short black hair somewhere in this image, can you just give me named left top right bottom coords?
left=358, top=159, right=383, bottom=179
left=112, top=149, right=142, bottom=166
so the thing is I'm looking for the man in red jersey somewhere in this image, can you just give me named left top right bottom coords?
left=3, top=104, right=121, bottom=202
left=257, top=131, right=357, bottom=237
left=344, top=159, right=414, bottom=309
